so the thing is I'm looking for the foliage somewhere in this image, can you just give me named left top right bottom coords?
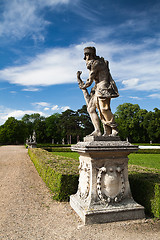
left=135, top=149, right=160, bottom=154
left=0, top=117, right=27, bottom=144
left=45, top=113, right=61, bottom=143
left=28, top=148, right=160, bottom=218
left=45, top=147, right=72, bottom=152
left=115, top=103, right=160, bottom=143
left=22, top=113, right=46, bottom=143
left=0, top=103, right=160, bottom=144
left=28, top=148, right=79, bottom=201
left=129, top=168, right=160, bottom=218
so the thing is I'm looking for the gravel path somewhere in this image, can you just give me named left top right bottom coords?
left=0, top=145, right=160, bottom=240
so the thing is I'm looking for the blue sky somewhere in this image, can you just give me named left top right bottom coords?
left=0, top=0, right=160, bottom=125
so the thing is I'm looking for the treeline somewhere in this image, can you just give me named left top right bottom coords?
left=0, top=103, right=160, bottom=145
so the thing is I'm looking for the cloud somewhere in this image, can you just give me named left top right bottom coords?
left=51, top=105, right=70, bottom=112
left=0, top=105, right=44, bottom=125
left=52, top=105, right=59, bottom=111
left=0, top=40, right=160, bottom=92
left=0, top=0, right=71, bottom=41
left=44, top=107, right=50, bottom=111
left=61, top=106, right=70, bottom=111
left=33, top=102, right=50, bottom=107
left=148, top=93, right=160, bottom=99
left=51, top=105, right=70, bottom=111
left=0, top=44, right=86, bottom=86
left=121, top=78, right=140, bottom=90
left=32, top=103, right=70, bottom=112
left=129, top=96, right=142, bottom=100
left=22, top=87, right=41, bottom=92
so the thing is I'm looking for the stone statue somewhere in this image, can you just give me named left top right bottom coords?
left=32, top=130, right=36, bottom=143
left=77, top=46, right=119, bottom=137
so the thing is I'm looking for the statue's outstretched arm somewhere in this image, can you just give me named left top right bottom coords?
left=77, top=71, right=91, bottom=105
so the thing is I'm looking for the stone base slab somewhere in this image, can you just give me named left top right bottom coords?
left=70, top=194, right=145, bottom=225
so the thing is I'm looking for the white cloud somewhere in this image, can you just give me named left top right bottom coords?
left=0, top=0, right=71, bottom=40
left=121, top=78, right=139, bottom=90
left=44, top=107, right=50, bottom=111
left=61, top=106, right=70, bottom=111
left=51, top=105, right=59, bottom=111
left=51, top=105, right=70, bottom=111
left=22, top=87, right=40, bottom=92
left=0, top=106, right=44, bottom=125
left=129, top=96, right=142, bottom=100
left=0, top=41, right=160, bottom=92
left=33, top=102, right=50, bottom=107
left=0, top=44, right=86, bottom=86
left=148, top=93, right=160, bottom=99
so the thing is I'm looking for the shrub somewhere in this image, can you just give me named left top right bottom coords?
left=129, top=166, right=160, bottom=219
left=28, top=148, right=160, bottom=218
left=28, top=148, right=79, bottom=201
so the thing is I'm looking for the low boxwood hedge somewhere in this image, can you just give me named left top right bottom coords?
left=28, top=148, right=160, bottom=219
left=128, top=166, right=160, bottom=219
left=28, top=148, right=79, bottom=201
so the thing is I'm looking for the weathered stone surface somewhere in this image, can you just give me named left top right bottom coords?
left=70, top=138, right=145, bottom=224
left=77, top=47, right=119, bottom=137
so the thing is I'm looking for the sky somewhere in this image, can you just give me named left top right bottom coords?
left=0, top=0, right=160, bottom=125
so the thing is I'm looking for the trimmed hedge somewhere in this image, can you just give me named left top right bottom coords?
left=136, top=149, right=160, bottom=154
left=28, top=148, right=79, bottom=201
left=37, top=143, right=71, bottom=148
left=128, top=165, right=160, bottom=219
left=28, top=148, right=160, bottom=218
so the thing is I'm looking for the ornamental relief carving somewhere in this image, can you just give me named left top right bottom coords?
left=97, top=165, right=125, bottom=205
left=78, top=161, right=90, bottom=200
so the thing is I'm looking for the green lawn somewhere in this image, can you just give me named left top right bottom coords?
left=52, top=152, right=160, bottom=170
left=52, top=152, right=80, bottom=161
left=128, top=153, right=160, bottom=170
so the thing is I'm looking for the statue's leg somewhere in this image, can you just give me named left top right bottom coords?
left=98, top=98, right=118, bottom=136
left=87, top=95, right=101, bottom=136
left=103, top=124, right=112, bottom=136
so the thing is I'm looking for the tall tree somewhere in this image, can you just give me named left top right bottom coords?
left=45, top=113, right=61, bottom=143
left=77, top=105, right=94, bottom=138
left=0, top=117, right=27, bottom=144
left=22, top=113, right=46, bottom=143
left=115, top=103, right=147, bottom=142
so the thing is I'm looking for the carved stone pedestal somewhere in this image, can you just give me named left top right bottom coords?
left=70, top=136, right=145, bottom=225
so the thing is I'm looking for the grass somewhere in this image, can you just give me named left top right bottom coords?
left=129, top=154, right=160, bottom=170
left=30, top=148, right=160, bottom=218
left=53, top=152, right=160, bottom=170
left=52, top=152, right=79, bottom=160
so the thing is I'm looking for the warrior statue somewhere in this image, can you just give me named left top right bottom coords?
left=77, top=47, right=119, bottom=137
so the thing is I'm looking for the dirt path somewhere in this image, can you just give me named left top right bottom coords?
left=0, top=145, right=160, bottom=240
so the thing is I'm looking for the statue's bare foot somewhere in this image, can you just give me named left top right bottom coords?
left=109, top=128, right=118, bottom=137
left=102, top=133, right=109, bottom=137
left=89, top=130, right=102, bottom=137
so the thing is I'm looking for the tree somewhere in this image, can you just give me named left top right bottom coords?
left=45, top=113, right=61, bottom=143
left=22, top=113, right=46, bottom=142
left=59, top=109, right=81, bottom=143
left=143, top=108, right=160, bottom=142
left=77, top=105, right=94, bottom=138
left=0, top=117, right=27, bottom=144
left=115, top=103, right=148, bottom=142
